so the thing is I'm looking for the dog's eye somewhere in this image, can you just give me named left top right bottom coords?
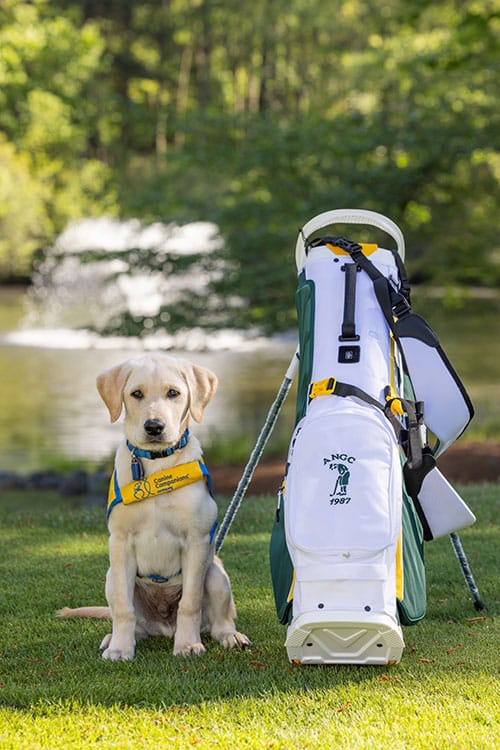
left=131, top=390, right=144, bottom=400
left=166, top=388, right=180, bottom=399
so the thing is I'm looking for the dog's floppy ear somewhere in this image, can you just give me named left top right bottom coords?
left=96, top=361, right=133, bottom=423
left=182, top=362, right=218, bottom=423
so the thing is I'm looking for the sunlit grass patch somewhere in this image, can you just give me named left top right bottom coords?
left=0, top=486, right=497, bottom=748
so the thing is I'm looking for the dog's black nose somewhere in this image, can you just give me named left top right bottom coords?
left=144, top=419, right=165, bottom=437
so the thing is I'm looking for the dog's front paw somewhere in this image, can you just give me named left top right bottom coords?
left=102, top=645, right=135, bottom=661
left=100, top=634, right=135, bottom=661
left=219, top=631, right=251, bottom=650
left=173, top=641, right=206, bottom=657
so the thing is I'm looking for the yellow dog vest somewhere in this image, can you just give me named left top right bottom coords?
left=107, top=459, right=213, bottom=519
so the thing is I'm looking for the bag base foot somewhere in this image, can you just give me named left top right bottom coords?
left=286, top=610, right=405, bottom=665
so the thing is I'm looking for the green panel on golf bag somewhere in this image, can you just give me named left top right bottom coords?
left=397, top=484, right=426, bottom=625
left=295, top=272, right=315, bottom=424
left=396, top=377, right=426, bottom=625
left=269, top=489, right=294, bottom=625
left=269, top=271, right=314, bottom=625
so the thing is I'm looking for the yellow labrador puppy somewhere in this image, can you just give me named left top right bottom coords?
left=59, top=353, right=250, bottom=660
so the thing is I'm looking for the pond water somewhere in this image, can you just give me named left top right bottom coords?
left=0, top=287, right=297, bottom=472
left=1, top=285, right=499, bottom=474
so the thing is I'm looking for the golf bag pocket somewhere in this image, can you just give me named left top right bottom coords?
left=284, top=397, right=403, bottom=625
left=413, top=466, right=476, bottom=540
left=395, top=314, right=474, bottom=454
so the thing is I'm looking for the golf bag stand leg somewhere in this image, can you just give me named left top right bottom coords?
left=449, top=532, right=486, bottom=612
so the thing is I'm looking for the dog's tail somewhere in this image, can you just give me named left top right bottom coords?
left=57, top=606, right=111, bottom=619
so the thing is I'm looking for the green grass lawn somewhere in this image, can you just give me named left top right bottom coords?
left=0, top=485, right=497, bottom=749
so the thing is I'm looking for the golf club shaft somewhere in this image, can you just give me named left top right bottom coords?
left=215, top=349, right=299, bottom=553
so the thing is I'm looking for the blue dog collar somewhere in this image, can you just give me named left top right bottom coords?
left=127, top=429, right=190, bottom=480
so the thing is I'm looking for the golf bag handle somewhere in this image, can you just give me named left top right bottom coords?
left=295, top=209, right=405, bottom=270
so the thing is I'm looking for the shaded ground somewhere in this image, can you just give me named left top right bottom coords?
left=211, top=441, right=500, bottom=496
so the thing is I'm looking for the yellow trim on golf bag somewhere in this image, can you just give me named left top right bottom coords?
left=326, top=242, right=378, bottom=257
left=395, top=532, right=404, bottom=601
left=387, top=335, right=405, bottom=416
left=287, top=569, right=296, bottom=603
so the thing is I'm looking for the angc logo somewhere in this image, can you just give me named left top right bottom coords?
left=323, top=454, right=356, bottom=506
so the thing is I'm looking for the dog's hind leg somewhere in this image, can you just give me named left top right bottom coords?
left=204, top=558, right=250, bottom=650
left=99, top=632, right=112, bottom=650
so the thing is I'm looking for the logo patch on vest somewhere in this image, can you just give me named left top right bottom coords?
left=133, top=479, right=153, bottom=500
left=323, top=453, right=356, bottom=505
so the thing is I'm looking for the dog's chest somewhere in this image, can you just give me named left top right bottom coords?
left=132, top=487, right=215, bottom=577
left=133, top=500, right=186, bottom=577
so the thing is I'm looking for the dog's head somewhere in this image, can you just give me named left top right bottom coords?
left=96, top=354, right=218, bottom=449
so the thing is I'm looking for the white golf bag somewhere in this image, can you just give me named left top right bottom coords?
left=271, top=210, right=475, bottom=665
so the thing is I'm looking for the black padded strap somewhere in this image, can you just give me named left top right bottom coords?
left=403, top=448, right=437, bottom=541
left=339, top=263, right=360, bottom=341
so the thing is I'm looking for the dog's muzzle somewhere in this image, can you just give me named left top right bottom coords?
left=143, top=419, right=165, bottom=437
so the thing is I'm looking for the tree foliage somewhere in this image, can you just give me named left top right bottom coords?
left=0, top=0, right=117, bottom=276
left=1, top=0, right=498, bottom=331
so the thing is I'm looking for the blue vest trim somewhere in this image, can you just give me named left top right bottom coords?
left=106, top=471, right=123, bottom=519
left=138, top=570, right=182, bottom=584
left=209, top=518, right=218, bottom=545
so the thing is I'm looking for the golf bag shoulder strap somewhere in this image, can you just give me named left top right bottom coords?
left=308, top=235, right=411, bottom=323
left=308, top=376, right=424, bottom=470
left=309, top=376, right=381, bottom=410
left=308, top=235, right=474, bottom=452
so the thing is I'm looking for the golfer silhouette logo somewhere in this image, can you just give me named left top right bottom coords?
left=323, top=455, right=355, bottom=505
left=332, top=463, right=350, bottom=495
